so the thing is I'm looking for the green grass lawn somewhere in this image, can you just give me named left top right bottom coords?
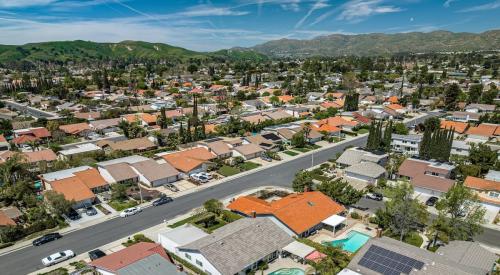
left=384, top=231, right=423, bottom=247
left=218, top=165, right=241, bottom=177
left=239, top=161, right=261, bottom=171
left=169, top=212, right=211, bottom=228
left=283, top=150, right=299, bottom=156
left=108, top=200, right=138, bottom=211
left=308, top=144, right=322, bottom=149
left=357, top=129, right=369, bottom=134
left=293, top=147, right=311, bottom=153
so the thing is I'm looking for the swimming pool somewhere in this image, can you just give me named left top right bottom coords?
left=329, top=230, right=371, bottom=253
left=269, top=268, right=305, bottom=275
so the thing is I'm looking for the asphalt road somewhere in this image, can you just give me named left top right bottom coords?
left=0, top=113, right=455, bottom=274
left=4, top=101, right=59, bottom=119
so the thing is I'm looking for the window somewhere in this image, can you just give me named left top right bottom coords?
left=184, top=253, right=191, bottom=260
left=196, top=260, right=203, bottom=267
left=489, top=192, right=499, bottom=198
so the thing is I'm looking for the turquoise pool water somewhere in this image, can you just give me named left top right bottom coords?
left=269, top=268, right=305, bottom=275
left=329, top=230, right=371, bottom=253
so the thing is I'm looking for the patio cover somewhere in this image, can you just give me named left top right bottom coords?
left=282, top=241, right=316, bottom=259
left=305, top=251, right=326, bottom=263
left=322, top=214, right=346, bottom=227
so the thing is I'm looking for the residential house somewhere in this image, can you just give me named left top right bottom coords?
left=97, top=137, right=157, bottom=153
left=344, top=162, right=386, bottom=185
left=0, top=134, right=9, bottom=151
left=74, top=111, right=101, bottom=121
left=130, top=159, right=180, bottom=187
left=241, top=99, right=266, bottom=112
left=161, top=147, right=216, bottom=175
left=451, top=140, right=471, bottom=156
left=336, top=147, right=388, bottom=169
left=447, top=111, right=481, bottom=123
left=263, top=110, right=293, bottom=121
left=176, top=218, right=294, bottom=275
left=0, top=206, right=23, bottom=226
left=97, top=156, right=149, bottom=184
left=90, top=242, right=180, bottom=275
left=464, top=176, right=499, bottom=212
left=23, top=149, right=57, bottom=166
left=158, top=223, right=209, bottom=255
left=391, top=134, right=422, bottom=155
left=398, top=158, right=456, bottom=197
left=58, top=143, right=102, bottom=160
left=232, top=143, right=264, bottom=160
left=466, top=123, right=498, bottom=142
left=316, top=116, right=358, bottom=132
left=465, top=103, right=496, bottom=113
left=344, top=237, right=497, bottom=275
left=320, top=100, right=344, bottom=110
left=241, top=114, right=269, bottom=125
left=384, top=104, right=406, bottom=118
left=40, top=166, right=109, bottom=208
left=89, top=118, right=121, bottom=133
left=12, top=127, right=51, bottom=145
left=243, top=133, right=281, bottom=152
left=122, top=113, right=158, bottom=127
left=198, top=140, right=232, bottom=159
left=59, top=122, right=92, bottom=137
left=228, top=191, right=346, bottom=237
left=440, top=120, right=469, bottom=135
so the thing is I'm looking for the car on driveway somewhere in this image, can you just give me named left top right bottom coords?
left=152, top=196, right=173, bottom=206
left=88, top=249, right=106, bottom=260
left=119, top=206, right=142, bottom=218
left=41, top=250, right=75, bottom=266
left=261, top=155, right=272, bottom=162
left=165, top=183, right=179, bottom=192
left=425, top=196, right=439, bottom=206
left=67, top=208, right=81, bottom=221
left=33, top=233, right=62, bottom=246
left=85, top=206, right=98, bottom=216
left=366, top=192, right=383, bottom=201
left=197, top=172, right=212, bottom=180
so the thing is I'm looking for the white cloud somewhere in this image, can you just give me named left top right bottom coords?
left=295, top=0, right=329, bottom=28
left=177, top=5, right=250, bottom=17
left=337, top=0, right=402, bottom=22
left=281, top=0, right=301, bottom=12
left=0, top=0, right=56, bottom=8
left=459, top=0, right=500, bottom=12
left=443, top=0, right=456, bottom=8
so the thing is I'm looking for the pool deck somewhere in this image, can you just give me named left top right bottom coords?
left=265, top=258, right=313, bottom=275
left=309, top=221, right=377, bottom=244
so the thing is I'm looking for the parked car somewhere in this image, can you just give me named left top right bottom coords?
left=119, top=206, right=142, bottom=218
left=88, top=249, right=106, bottom=260
left=41, top=250, right=75, bottom=266
left=165, top=183, right=179, bottom=192
left=33, top=233, right=62, bottom=246
left=197, top=172, right=212, bottom=180
left=197, top=175, right=209, bottom=183
left=261, top=155, right=272, bottom=162
left=67, top=208, right=81, bottom=221
left=351, top=205, right=369, bottom=211
left=425, top=196, right=439, bottom=206
left=85, top=206, right=98, bottom=216
left=366, top=192, right=383, bottom=201
left=152, top=196, right=173, bottom=206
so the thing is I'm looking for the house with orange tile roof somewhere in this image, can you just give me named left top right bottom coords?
left=440, top=120, right=469, bottom=134
left=0, top=211, right=16, bottom=226
left=122, top=113, right=158, bottom=126
left=464, top=176, right=499, bottom=209
left=227, top=191, right=346, bottom=237
left=23, top=149, right=57, bottom=164
left=160, top=147, right=216, bottom=175
left=13, top=127, right=51, bottom=144
left=40, top=166, right=109, bottom=208
left=466, top=123, right=498, bottom=141
left=316, top=116, right=359, bottom=131
left=386, top=96, right=399, bottom=104
left=384, top=103, right=407, bottom=117
left=320, top=99, right=344, bottom=109
left=90, top=242, right=179, bottom=275
left=59, top=122, right=91, bottom=136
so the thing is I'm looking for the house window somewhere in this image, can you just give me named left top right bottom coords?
left=185, top=253, right=191, bottom=260
left=489, top=192, right=499, bottom=198
left=196, top=260, right=203, bottom=267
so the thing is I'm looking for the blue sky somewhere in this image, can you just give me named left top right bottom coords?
left=0, top=0, right=499, bottom=51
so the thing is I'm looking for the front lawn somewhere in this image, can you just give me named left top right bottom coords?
left=169, top=212, right=209, bottom=228
left=309, top=144, right=321, bottom=149
left=293, top=147, right=311, bottom=153
left=108, top=200, right=138, bottom=211
left=284, top=150, right=299, bottom=156
left=384, top=231, right=423, bottom=247
left=169, top=210, right=242, bottom=233
left=357, top=129, right=369, bottom=134
left=239, top=161, right=261, bottom=171
left=122, top=234, right=154, bottom=247
left=218, top=165, right=241, bottom=177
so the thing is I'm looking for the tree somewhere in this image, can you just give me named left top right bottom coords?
left=382, top=120, right=393, bottom=152
left=436, top=184, right=485, bottom=241
left=344, top=92, right=359, bottom=111
left=469, top=143, right=498, bottom=175
left=111, top=184, right=128, bottom=201
left=157, top=107, right=169, bottom=129
left=318, top=178, right=365, bottom=206
left=392, top=122, right=408, bottom=135
left=203, top=199, right=223, bottom=216
left=0, top=119, right=13, bottom=137
left=423, top=117, right=440, bottom=131
left=291, top=130, right=306, bottom=148
left=468, top=84, right=483, bottom=104
left=384, top=182, right=428, bottom=241
left=444, top=83, right=461, bottom=111
left=44, top=190, right=74, bottom=216
left=187, top=64, right=198, bottom=74
left=480, top=84, right=498, bottom=104
left=292, top=170, right=313, bottom=192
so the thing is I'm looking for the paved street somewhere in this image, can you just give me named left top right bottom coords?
left=4, top=113, right=492, bottom=275
left=3, top=100, right=59, bottom=120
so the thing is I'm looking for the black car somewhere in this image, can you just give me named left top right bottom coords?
left=32, top=233, right=62, bottom=246
left=425, top=196, right=439, bottom=206
left=88, top=249, right=106, bottom=260
left=85, top=206, right=98, bottom=216
left=152, top=196, right=173, bottom=206
left=67, top=208, right=81, bottom=221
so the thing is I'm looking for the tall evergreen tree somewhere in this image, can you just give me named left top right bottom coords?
left=186, top=119, right=192, bottom=143
left=383, top=120, right=393, bottom=152
left=179, top=122, right=185, bottom=144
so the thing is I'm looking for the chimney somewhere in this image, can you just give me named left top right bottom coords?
left=376, top=228, right=383, bottom=238
left=251, top=211, right=256, bottom=218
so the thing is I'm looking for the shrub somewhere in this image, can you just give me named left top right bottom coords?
left=350, top=212, right=361, bottom=219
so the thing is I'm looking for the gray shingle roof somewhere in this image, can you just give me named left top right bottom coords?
left=345, top=162, right=386, bottom=178
left=117, top=254, right=182, bottom=275
left=392, top=134, right=422, bottom=142
left=179, top=218, right=293, bottom=275
left=436, top=241, right=498, bottom=274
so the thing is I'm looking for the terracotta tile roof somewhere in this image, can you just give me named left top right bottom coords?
left=91, top=242, right=170, bottom=273
left=318, top=116, right=358, bottom=128
left=0, top=211, right=16, bottom=226
left=464, top=176, right=500, bottom=192
left=466, top=124, right=498, bottom=138
left=353, top=112, right=372, bottom=124
left=386, top=103, right=404, bottom=111
left=325, top=92, right=345, bottom=99
left=0, top=134, right=6, bottom=142
left=162, top=147, right=215, bottom=173
left=241, top=114, right=269, bottom=124
left=30, top=127, right=51, bottom=138
left=50, top=177, right=95, bottom=202
left=73, top=168, right=108, bottom=189
left=441, top=120, right=469, bottom=134
left=495, top=127, right=500, bottom=136
left=74, top=112, right=101, bottom=120
left=320, top=100, right=344, bottom=109
left=123, top=113, right=157, bottom=125
left=23, top=149, right=57, bottom=163
left=104, top=137, right=157, bottom=152
left=59, top=123, right=91, bottom=135
left=12, top=135, right=38, bottom=145
left=387, top=96, right=399, bottom=104
left=313, top=124, right=341, bottom=133
left=228, top=191, right=345, bottom=235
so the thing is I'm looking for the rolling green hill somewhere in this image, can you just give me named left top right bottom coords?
left=249, top=30, right=500, bottom=57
